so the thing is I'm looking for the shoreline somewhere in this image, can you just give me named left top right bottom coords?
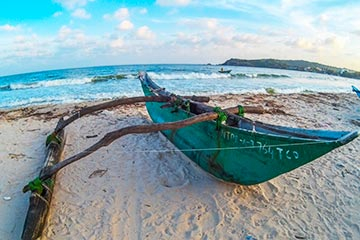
left=0, top=91, right=358, bottom=116
left=1, top=92, right=359, bottom=239
left=1, top=85, right=358, bottom=111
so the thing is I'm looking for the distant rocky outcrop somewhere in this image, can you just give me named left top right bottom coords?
left=222, top=58, right=360, bottom=80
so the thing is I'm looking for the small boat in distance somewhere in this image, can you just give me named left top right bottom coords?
left=218, top=67, right=231, bottom=73
left=352, top=85, right=360, bottom=98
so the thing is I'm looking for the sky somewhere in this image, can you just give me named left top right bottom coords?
left=0, top=0, right=359, bottom=76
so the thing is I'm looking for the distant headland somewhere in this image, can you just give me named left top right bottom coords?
left=221, top=58, right=360, bottom=80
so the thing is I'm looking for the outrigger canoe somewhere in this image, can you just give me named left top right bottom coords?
left=139, top=72, right=359, bottom=185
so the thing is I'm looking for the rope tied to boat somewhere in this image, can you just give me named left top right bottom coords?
left=183, top=100, right=190, bottom=112
left=171, top=98, right=191, bottom=113
left=238, top=105, right=245, bottom=117
left=24, top=177, right=53, bottom=194
left=171, top=98, right=183, bottom=113
left=45, top=132, right=62, bottom=147
left=213, top=107, right=227, bottom=130
left=27, top=177, right=43, bottom=193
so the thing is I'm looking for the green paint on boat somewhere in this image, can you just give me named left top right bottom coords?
left=139, top=73, right=359, bottom=185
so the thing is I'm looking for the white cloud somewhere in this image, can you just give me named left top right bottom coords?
left=104, top=8, right=130, bottom=21
left=173, top=18, right=237, bottom=48
left=118, top=20, right=134, bottom=30
left=54, top=0, right=94, bottom=10
left=156, top=0, right=191, bottom=7
left=315, top=5, right=360, bottom=34
left=0, top=24, right=18, bottom=31
left=110, top=38, right=124, bottom=49
left=179, top=18, right=219, bottom=30
left=57, top=25, right=90, bottom=49
left=114, top=8, right=130, bottom=21
left=58, top=25, right=73, bottom=39
left=284, top=34, right=346, bottom=53
left=136, top=26, right=156, bottom=40
left=170, top=17, right=267, bottom=54
left=53, top=11, right=63, bottom=17
left=232, top=33, right=263, bottom=44
left=9, top=34, right=53, bottom=58
left=318, top=13, right=329, bottom=24
left=191, top=1, right=257, bottom=13
left=175, top=32, right=201, bottom=44
left=323, top=36, right=345, bottom=49
left=280, top=0, right=314, bottom=11
left=71, top=8, right=91, bottom=19
left=293, top=38, right=318, bottom=52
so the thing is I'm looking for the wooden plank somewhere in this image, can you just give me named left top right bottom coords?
left=21, top=118, right=66, bottom=240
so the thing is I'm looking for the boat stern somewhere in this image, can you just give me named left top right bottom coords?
left=337, top=131, right=359, bottom=145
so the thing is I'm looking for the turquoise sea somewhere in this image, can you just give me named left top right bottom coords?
left=0, top=64, right=359, bottom=110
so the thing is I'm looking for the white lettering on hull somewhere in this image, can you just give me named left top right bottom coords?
left=220, top=130, right=300, bottom=160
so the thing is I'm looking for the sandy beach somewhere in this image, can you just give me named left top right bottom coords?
left=1, top=92, right=359, bottom=239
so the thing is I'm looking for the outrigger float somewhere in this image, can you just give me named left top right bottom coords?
left=21, top=72, right=359, bottom=239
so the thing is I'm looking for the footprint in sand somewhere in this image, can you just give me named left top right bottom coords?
left=157, top=160, right=189, bottom=188
left=159, top=175, right=189, bottom=188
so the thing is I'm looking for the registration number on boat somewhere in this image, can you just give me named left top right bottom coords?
left=220, top=130, right=300, bottom=160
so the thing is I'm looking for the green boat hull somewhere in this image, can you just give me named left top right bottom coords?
left=140, top=75, right=358, bottom=185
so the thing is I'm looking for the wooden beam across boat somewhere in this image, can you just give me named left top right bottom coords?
left=21, top=118, right=66, bottom=240
left=54, top=95, right=209, bottom=134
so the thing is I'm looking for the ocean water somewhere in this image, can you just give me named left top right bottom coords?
left=0, top=64, right=359, bottom=110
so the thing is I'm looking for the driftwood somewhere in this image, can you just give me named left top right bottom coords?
left=29, top=112, right=220, bottom=183
left=21, top=118, right=66, bottom=240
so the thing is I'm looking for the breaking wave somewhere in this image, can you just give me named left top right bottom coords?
left=148, top=72, right=229, bottom=80
left=232, top=73, right=290, bottom=78
left=148, top=72, right=290, bottom=80
left=0, top=73, right=138, bottom=92
left=0, top=78, right=93, bottom=91
left=0, top=72, right=291, bottom=92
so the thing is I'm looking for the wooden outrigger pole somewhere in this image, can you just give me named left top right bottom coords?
left=21, top=119, right=66, bottom=240
left=21, top=93, right=280, bottom=239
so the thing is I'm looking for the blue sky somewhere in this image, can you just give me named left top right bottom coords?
left=0, top=0, right=359, bottom=76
